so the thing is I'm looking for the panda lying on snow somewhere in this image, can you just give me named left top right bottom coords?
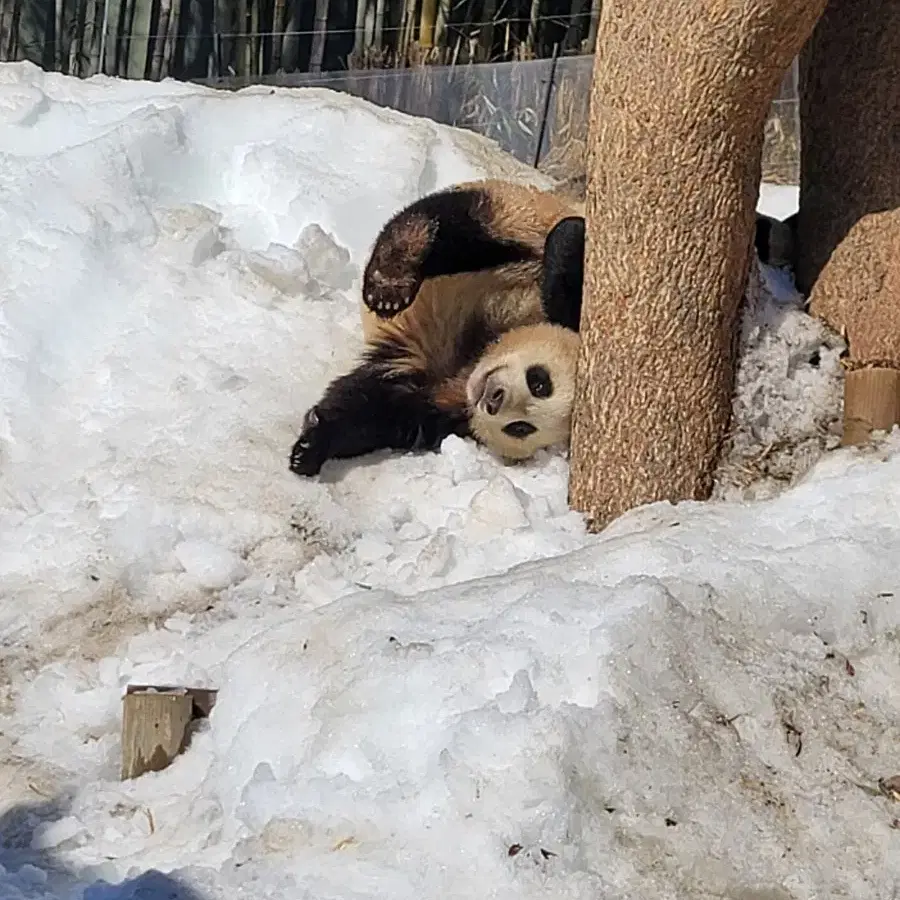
left=288, top=179, right=796, bottom=477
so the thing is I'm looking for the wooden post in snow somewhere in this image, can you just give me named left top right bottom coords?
left=120, top=684, right=218, bottom=780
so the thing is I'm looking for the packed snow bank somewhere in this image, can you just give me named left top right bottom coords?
left=7, top=438, right=900, bottom=900
left=2, top=61, right=896, bottom=900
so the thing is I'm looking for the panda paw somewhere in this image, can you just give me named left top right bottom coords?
left=363, top=270, right=419, bottom=319
left=289, top=407, right=330, bottom=477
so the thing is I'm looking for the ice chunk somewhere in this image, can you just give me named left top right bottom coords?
left=156, top=203, right=227, bottom=267
left=30, top=815, right=84, bottom=851
left=244, top=242, right=313, bottom=298
left=293, top=222, right=354, bottom=291
left=174, top=539, right=248, bottom=590
left=467, top=475, right=530, bottom=535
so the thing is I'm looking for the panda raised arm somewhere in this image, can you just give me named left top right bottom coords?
left=362, top=179, right=585, bottom=324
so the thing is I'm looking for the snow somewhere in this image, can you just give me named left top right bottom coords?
left=713, top=259, right=845, bottom=501
left=1, top=60, right=899, bottom=900
left=757, top=182, right=799, bottom=221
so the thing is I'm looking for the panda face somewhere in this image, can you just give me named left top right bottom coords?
left=466, top=324, right=579, bottom=462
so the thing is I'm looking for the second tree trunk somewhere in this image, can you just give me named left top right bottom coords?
left=797, top=0, right=900, bottom=446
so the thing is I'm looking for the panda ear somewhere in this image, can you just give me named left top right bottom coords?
left=541, top=216, right=584, bottom=332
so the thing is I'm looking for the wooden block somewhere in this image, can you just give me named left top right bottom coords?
left=125, top=684, right=219, bottom=718
left=121, top=685, right=219, bottom=781
left=842, top=366, right=900, bottom=446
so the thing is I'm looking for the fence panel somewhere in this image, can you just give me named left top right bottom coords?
left=196, top=54, right=801, bottom=186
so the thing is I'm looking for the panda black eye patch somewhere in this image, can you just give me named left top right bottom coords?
left=502, top=420, right=538, bottom=439
left=525, top=364, right=553, bottom=398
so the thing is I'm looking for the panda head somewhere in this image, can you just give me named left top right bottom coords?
left=466, top=323, right=580, bottom=461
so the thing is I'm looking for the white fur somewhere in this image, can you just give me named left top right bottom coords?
left=467, top=323, right=580, bottom=461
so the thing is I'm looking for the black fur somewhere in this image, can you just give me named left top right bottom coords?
left=290, top=316, right=498, bottom=477
left=363, top=188, right=539, bottom=318
left=525, top=364, right=553, bottom=398
left=413, top=189, right=538, bottom=279
left=540, top=216, right=585, bottom=332
left=288, top=365, right=466, bottom=477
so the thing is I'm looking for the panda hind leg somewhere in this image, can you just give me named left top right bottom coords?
left=541, top=215, right=585, bottom=333
left=363, top=188, right=537, bottom=320
left=289, top=355, right=468, bottom=477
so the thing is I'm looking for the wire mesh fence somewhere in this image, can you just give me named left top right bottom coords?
left=195, top=54, right=801, bottom=187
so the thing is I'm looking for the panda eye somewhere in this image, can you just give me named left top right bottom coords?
left=525, top=364, right=553, bottom=398
left=502, top=420, right=538, bottom=439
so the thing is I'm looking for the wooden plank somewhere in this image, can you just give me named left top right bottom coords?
left=120, top=685, right=218, bottom=780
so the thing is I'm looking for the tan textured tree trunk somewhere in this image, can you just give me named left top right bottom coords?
left=568, top=0, right=828, bottom=532
left=796, top=0, right=900, bottom=446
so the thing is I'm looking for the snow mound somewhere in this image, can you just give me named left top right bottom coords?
left=2, top=61, right=899, bottom=900
left=0, top=59, right=558, bottom=663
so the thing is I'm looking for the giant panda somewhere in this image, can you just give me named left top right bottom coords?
left=288, top=178, right=792, bottom=478
left=288, top=179, right=585, bottom=477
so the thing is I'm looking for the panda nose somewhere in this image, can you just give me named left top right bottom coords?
left=485, top=385, right=505, bottom=415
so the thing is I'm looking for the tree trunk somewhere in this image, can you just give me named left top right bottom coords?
left=150, top=0, right=171, bottom=79
left=162, top=0, right=179, bottom=76
left=127, top=0, right=153, bottom=78
left=351, top=0, right=368, bottom=63
left=69, top=0, right=88, bottom=75
left=396, top=0, right=415, bottom=63
left=433, top=0, right=449, bottom=49
left=55, top=0, right=66, bottom=70
left=567, top=0, right=828, bottom=532
left=373, top=0, right=385, bottom=50
left=418, top=0, right=436, bottom=49
left=235, top=0, right=248, bottom=75
left=309, top=0, right=329, bottom=72
left=526, top=0, right=540, bottom=56
left=271, top=0, right=286, bottom=70
left=250, top=0, right=260, bottom=76
left=796, top=0, right=900, bottom=447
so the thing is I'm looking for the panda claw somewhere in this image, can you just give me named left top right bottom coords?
left=290, top=442, right=325, bottom=477
left=289, top=407, right=329, bottom=477
left=363, top=278, right=418, bottom=319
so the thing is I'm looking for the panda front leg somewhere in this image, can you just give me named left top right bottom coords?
left=289, top=362, right=469, bottom=477
left=539, top=212, right=794, bottom=335
left=541, top=215, right=585, bottom=333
